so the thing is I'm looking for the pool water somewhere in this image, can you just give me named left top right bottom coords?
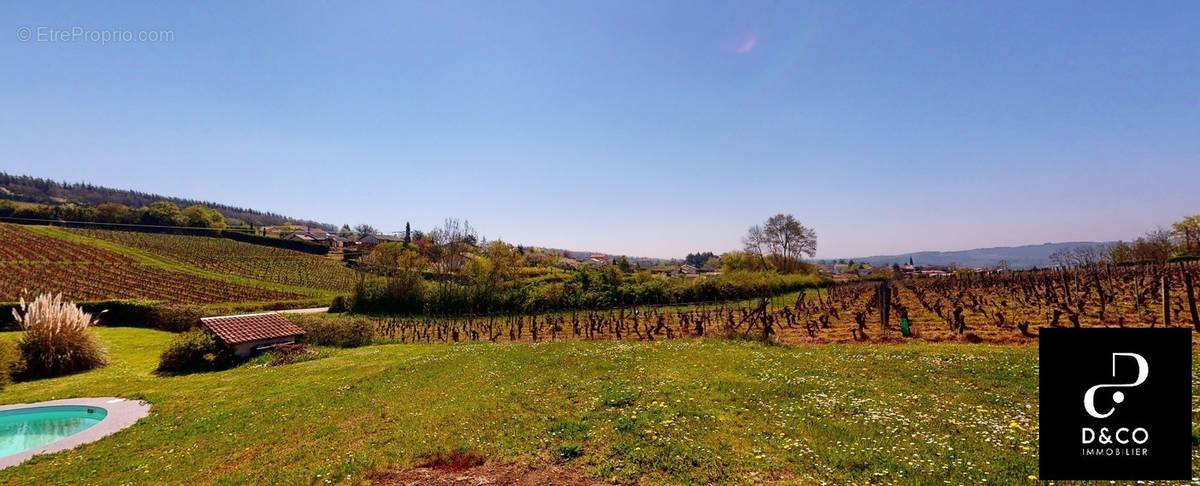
left=0, top=406, right=107, bottom=458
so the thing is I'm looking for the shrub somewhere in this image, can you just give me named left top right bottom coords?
left=157, top=330, right=231, bottom=374
left=556, top=443, right=584, bottom=460
left=0, top=339, right=25, bottom=389
left=292, top=315, right=374, bottom=347
left=328, top=295, right=351, bottom=313
left=2, top=300, right=204, bottom=332
left=13, top=293, right=109, bottom=378
left=263, top=343, right=320, bottom=366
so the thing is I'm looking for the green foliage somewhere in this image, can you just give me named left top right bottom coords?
left=141, top=201, right=187, bottom=226
left=0, top=172, right=332, bottom=229
left=253, top=343, right=321, bottom=366
left=556, top=443, right=584, bottom=460
left=182, top=204, right=227, bottom=229
left=0, top=339, right=25, bottom=389
left=156, top=330, right=232, bottom=374
left=13, top=293, right=109, bottom=379
left=598, top=387, right=638, bottom=408
left=684, top=252, right=715, bottom=267
left=328, top=295, right=351, bottom=313
left=290, top=314, right=375, bottom=347
left=720, top=251, right=772, bottom=272
left=351, top=267, right=828, bottom=315
left=1, top=299, right=201, bottom=331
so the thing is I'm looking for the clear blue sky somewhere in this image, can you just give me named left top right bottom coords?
left=3, top=1, right=1197, bottom=258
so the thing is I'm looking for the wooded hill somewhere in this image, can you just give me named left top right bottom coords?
left=0, top=172, right=333, bottom=230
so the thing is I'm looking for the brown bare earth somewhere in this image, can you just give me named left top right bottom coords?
left=371, top=453, right=606, bottom=486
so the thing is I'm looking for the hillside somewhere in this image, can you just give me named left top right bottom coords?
left=848, top=241, right=1115, bottom=269
left=0, top=172, right=333, bottom=230
left=70, top=228, right=365, bottom=293
left=0, top=223, right=362, bottom=306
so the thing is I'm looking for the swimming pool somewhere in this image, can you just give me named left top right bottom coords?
left=0, top=405, right=108, bottom=458
left=0, top=397, right=150, bottom=469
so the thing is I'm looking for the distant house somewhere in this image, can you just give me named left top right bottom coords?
left=359, top=233, right=404, bottom=249
left=584, top=254, right=608, bottom=267
left=200, top=312, right=306, bottom=358
left=284, top=229, right=347, bottom=250
left=679, top=263, right=700, bottom=276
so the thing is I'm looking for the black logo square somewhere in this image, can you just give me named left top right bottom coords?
left=1039, top=328, right=1192, bottom=480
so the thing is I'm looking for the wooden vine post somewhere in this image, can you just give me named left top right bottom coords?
left=878, top=280, right=891, bottom=331
left=1161, top=273, right=1171, bottom=328
left=1181, top=262, right=1199, bottom=332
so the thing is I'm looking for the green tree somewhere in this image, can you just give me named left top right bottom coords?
left=720, top=251, right=771, bottom=272
left=92, top=202, right=131, bottom=223
left=617, top=255, right=632, bottom=273
left=141, top=201, right=186, bottom=226
left=684, top=252, right=715, bottom=267
left=364, top=242, right=429, bottom=274
left=182, top=205, right=226, bottom=229
left=1131, top=229, right=1175, bottom=262
left=1108, top=241, right=1133, bottom=264
left=743, top=213, right=817, bottom=273
left=1172, top=215, right=1200, bottom=255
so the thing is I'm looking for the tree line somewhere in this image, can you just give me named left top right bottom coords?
left=1051, top=214, right=1200, bottom=267
left=0, top=172, right=333, bottom=230
left=0, top=200, right=233, bottom=230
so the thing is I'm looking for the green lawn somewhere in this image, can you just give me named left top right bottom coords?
left=1, top=328, right=1048, bottom=484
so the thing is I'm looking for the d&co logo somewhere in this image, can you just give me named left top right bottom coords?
left=1039, top=328, right=1191, bottom=480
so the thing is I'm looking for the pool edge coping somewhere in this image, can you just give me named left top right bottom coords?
left=0, top=397, right=151, bottom=470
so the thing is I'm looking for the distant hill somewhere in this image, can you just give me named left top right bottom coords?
left=0, top=172, right=333, bottom=230
left=846, top=241, right=1116, bottom=269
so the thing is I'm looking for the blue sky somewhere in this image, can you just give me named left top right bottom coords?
left=2, top=1, right=1197, bottom=258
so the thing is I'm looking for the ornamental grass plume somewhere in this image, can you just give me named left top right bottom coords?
left=13, top=292, right=108, bottom=378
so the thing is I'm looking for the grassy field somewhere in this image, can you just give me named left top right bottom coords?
left=0, top=327, right=1057, bottom=484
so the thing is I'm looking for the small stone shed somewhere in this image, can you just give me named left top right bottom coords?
left=200, top=312, right=306, bottom=357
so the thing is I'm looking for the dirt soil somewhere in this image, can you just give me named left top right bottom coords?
left=372, top=463, right=605, bottom=486
left=371, top=452, right=606, bottom=486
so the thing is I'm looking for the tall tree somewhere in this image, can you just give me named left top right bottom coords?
left=743, top=213, right=817, bottom=273
left=684, top=252, right=716, bottom=267
left=1173, top=215, right=1200, bottom=255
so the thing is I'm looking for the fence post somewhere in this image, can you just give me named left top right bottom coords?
left=1182, top=262, right=1199, bottom=332
left=1162, top=274, right=1171, bottom=328
left=879, top=280, right=890, bottom=330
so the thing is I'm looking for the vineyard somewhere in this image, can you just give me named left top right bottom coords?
left=0, top=224, right=305, bottom=304
left=308, top=261, right=1200, bottom=345
left=69, top=228, right=366, bottom=293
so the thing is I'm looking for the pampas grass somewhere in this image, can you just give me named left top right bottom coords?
left=13, top=292, right=108, bottom=378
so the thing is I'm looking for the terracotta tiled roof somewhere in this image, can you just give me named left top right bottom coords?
left=200, top=312, right=305, bottom=345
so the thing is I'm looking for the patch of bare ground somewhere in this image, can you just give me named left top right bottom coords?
left=371, top=452, right=606, bottom=486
